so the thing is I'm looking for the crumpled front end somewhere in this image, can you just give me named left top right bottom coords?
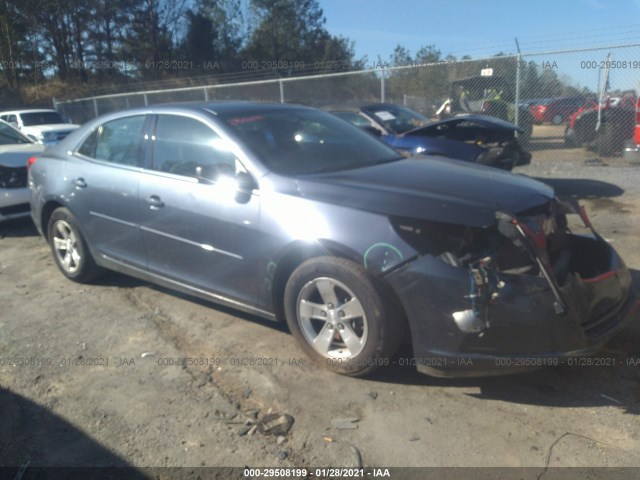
left=385, top=199, right=639, bottom=377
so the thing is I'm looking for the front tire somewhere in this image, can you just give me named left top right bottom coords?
left=284, top=257, right=405, bottom=376
left=48, top=207, right=102, bottom=283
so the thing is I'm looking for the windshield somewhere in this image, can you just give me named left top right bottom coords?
left=21, top=111, right=66, bottom=126
left=220, top=108, right=402, bottom=175
left=362, top=105, right=430, bottom=134
left=0, top=121, right=33, bottom=145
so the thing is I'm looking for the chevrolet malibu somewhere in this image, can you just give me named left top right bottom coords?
left=29, top=103, right=638, bottom=377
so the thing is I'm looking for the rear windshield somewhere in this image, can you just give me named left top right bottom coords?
left=362, top=105, right=430, bottom=134
left=219, top=108, right=402, bottom=175
left=21, top=111, right=66, bottom=126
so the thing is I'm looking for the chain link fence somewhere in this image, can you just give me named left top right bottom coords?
left=55, top=44, right=640, bottom=158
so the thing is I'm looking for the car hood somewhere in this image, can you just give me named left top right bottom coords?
left=404, top=114, right=523, bottom=137
left=295, top=157, right=553, bottom=227
left=0, top=143, right=45, bottom=167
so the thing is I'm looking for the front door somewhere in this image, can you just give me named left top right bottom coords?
left=138, top=113, right=261, bottom=306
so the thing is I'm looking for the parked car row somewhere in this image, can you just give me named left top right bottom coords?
left=528, top=96, right=596, bottom=125
left=0, top=109, right=81, bottom=222
left=25, top=101, right=638, bottom=378
left=437, top=75, right=535, bottom=144
left=0, top=109, right=79, bottom=145
left=0, top=120, right=45, bottom=222
left=564, top=92, right=637, bottom=156
left=329, top=103, right=531, bottom=171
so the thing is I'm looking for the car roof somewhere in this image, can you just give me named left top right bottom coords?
left=0, top=108, right=58, bottom=113
left=0, top=108, right=59, bottom=115
left=147, top=101, right=314, bottom=116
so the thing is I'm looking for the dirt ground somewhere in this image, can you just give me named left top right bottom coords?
left=1, top=124, right=639, bottom=476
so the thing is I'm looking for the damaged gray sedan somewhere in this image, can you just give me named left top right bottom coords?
left=29, top=102, right=638, bottom=377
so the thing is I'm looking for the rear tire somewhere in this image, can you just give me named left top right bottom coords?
left=48, top=207, right=102, bottom=283
left=596, top=123, right=616, bottom=156
left=284, top=257, right=405, bottom=376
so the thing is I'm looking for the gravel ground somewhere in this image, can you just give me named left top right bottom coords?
left=1, top=124, right=639, bottom=476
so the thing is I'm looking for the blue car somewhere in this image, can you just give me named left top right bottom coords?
left=330, top=103, right=531, bottom=171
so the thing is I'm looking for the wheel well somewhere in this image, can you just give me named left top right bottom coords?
left=40, top=201, right=64, bottom=240
left=270, top=242, right=359, bottom=321
left=271, top=243, right=412, bottom=347
left=269, top=241, right=409, bottom=327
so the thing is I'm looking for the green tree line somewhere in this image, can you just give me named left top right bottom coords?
left=0, top=0, right=591, bottom=106
left=0, top=0, right=361, bottom=89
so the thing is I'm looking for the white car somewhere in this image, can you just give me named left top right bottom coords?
left=0, top=109, right=79, bottom=145
left=0, top=120, right=45, bottom=222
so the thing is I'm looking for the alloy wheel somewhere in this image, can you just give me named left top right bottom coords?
left=296, top=277, right=368, bottom=359
left=51, top=220, right=82, bottom=274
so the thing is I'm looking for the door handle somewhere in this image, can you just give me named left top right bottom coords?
left=147, top=195, right=165, bottom=209
left=74, top=178, right=87, bottom=188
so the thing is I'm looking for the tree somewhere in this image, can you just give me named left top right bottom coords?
left=198, top=0, right=243, bottom=69
left=390, top=44, right=412, bottom=67
left=0, top=0, right=32, bottom=88
left=181, top=9, right=216, bottom=74
left=180, top=0, right=243, bottom=73
left=243, top=0, right=359, bottom=75
left=414, top=45, right=440, bottom=64
left=121, top=0, right=186, bottom=79
left=86, top=0, right=136, bottom=79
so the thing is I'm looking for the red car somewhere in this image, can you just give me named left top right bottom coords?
left=530, top=96, right=594, bottom=125
left=564, top=93, right=636, bottom=148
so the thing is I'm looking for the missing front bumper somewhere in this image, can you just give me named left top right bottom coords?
left=385, top=235, right=638, bottom=377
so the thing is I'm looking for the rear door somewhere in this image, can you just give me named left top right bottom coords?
left=65, top=114, right=150, bottom=267
left=138, top=113, right=261, bottom=305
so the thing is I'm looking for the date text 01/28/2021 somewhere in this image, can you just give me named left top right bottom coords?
left=243, top=468, right=392, bottom=477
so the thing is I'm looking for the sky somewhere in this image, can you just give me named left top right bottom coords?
left=320, top=0, right=640, bottom=61
left=319, top=0, right=640, bottom=91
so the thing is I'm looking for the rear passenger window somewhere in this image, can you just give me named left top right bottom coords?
left=152, top=115, right=237, bottom=180
left=77, top=115, right=146, bottom=166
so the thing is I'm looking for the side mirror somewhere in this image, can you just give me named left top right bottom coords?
left=196, top=164, right=257, bottom=204
left=236, top=171, right=257, bottom=192
left=235, top=171, right=257, bottom=204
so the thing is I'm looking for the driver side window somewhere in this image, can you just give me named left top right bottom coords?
left=152, top=115, right=238, bottom=181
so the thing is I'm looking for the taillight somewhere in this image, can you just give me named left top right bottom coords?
left=634, top=97, right=640, bottom=145
left=26, top=156, right=37, bottom=172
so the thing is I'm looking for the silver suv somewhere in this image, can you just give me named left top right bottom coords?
left=0, top=109, right=79, bottom=145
